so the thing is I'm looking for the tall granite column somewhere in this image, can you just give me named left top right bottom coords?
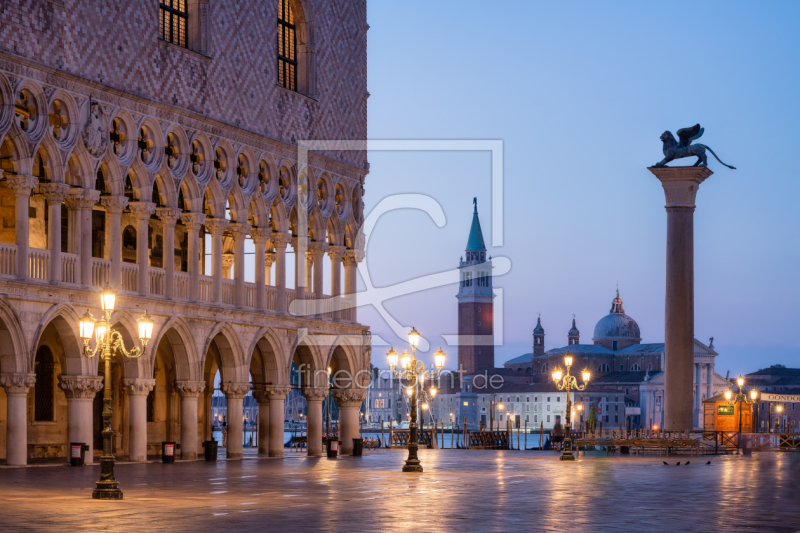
left=1, top=374, right=36, bottom=465
left=221, top=382, right=248, bottom=459
left=303, top=388, right=326, bottom=456
left=252, top=389, right=270, bottom=454
left=175, top=381, right=206, bottom=459
left=266, top=386, right=290, bottom=457
left=58, top=375, right=104, bottom=464
left=121, top=378, right=155, bottom=462
left=650, top=166, right=711, bottom=431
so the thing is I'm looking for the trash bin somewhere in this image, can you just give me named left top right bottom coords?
left=69, top=443, right=86, bottom=466
left=162, top=441, right=176, bottom=463
left=352, top=438, right=364, bottom=457
left=202, top=440, right=218, bottom=462
left=326, top=437, right=338, bottom=458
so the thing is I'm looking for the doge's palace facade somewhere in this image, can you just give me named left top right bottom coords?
left=0, top=0, right=370, bottom=464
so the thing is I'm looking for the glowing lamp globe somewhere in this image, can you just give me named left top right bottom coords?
left=407, top=327, right=420, bottom=348
left=100, top=284, right=116, bottom=312
left=433, top=347, right=446, bottom=370
left=750, top=390, right=758, bottom=401
left=387, top=347, right=398, bottom=369
left=400, top=350, right=411, bottom=370
left=137, top=311, right=154, bottom=345
left=564, top=355, right=573, bottom=367
left=582, top=370, right=591, bottom=382
left=737, top=377, right=745, bottom=388
left=724, top=390, right=732, bottom=401
left=552, top=369, right=563, bottom=382
left=79, top=310, right=95, bottom=341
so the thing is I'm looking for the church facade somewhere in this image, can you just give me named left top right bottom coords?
left=0, top=0, right=370, bottom=464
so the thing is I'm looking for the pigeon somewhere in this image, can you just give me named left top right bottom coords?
left=663, top=461, right=668, bottom=465
left=706, top=461, right=711, bottom=465
left=676, top=462, right=681, bottom=466
left=685, top=461, right=690, bottom=465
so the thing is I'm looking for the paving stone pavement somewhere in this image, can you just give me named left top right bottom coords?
left=1, top=449, right=799, bottom=533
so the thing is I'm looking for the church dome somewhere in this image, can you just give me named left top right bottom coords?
left=568, top=318, right=580, bottom=337
left=592, top=291, right=641, bottom=343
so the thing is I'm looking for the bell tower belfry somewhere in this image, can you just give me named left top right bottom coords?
left=457, top=198, right=494, bottom=374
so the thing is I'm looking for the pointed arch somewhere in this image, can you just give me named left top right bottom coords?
left=201, top=322, right=247, bottom=383
left=0, top=297, right=28, bottom=374
left=226, top=185, right=246, bottom=223
left=177, top=172, right=202, bottom=213
left=0, top=128, right=31, bottom=176
left=247, top=192, right=269, bottom=228
left=153, top=171, right=178, bottom=208
left=148, top=316, right=200, bottom=381
left=326, top=212, right=344, bottom=246
left=289, top=330, right=325, bottom=388
left=33, top=135, right=65, bottom=183
left=269, top=198, right=289, bottom=233
left=30, top=303, right=85, bottom=375
left=247, top=327, right=288, bottom=388
left=202, top=179, right=225, bottom=218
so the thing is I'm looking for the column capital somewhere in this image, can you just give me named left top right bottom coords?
left=128, top=201, right=157, bottom=220
left=39, top=182, right=71, bottom=202
left=331, top=388, right=366, bottom=407
left=156, top=206, right=183, bottom=224
left=648, top=166, right=713, bottom=208
left=228, top=222, right=250, bottom=239
left=57, top=374, right=103, bottom=399
left=174, top=380, right=207, bottom=398
left=291, top=235, right=308, bottom=249
left=0, top=373, right=36, bottom=394
left=265, top=252, right=276, bottom=266
left=221, top=381, right=250, bottom=399
left=343, top=249, right=365, bottom=265
left=308, top=241, right=328, bottom=256
left=265, top=385, right=292, bottom=400
left=205, top=217, right=230, bottom=235
left=328, top=245, right=346, bottom=260
left=65, top=192, right=98, bottom=210
left=121, top=378, right=156, bottom=396
left=180, top=211, right=207, bottom=229
left=99, top=195, right=129, bottom=214
left=302, top=387, right=328, bottom=401
left=271, top=232, right=292, bottom=248
left=222, top=253, right=234, bottom=269
left=252, top=389, right=270, bottom=404
left=5, top=175, right=38, bottom=194
left=250, top=227, right=272, bottom=244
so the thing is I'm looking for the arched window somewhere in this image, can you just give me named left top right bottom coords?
left=631, top=364, right=641, bottom=371
left=34, top=346, right=55, bottom=422
left=277, top=0, right=297, bottom=91
left=598, top=363, right=610, bottom=373
left=160, top=1, right=188, bottom=48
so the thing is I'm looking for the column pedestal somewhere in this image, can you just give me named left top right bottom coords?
left=58, top=375, right=104, bottom=465
left=175, top=381, right=206, bottom=459
left=650, top=166, right=711, bottom=431
left=303, top=388, right=326, bottom=456
left=1, top=374, right=36, bottom=466
left=121, top=378, right=155, bottom=462
left=267, top=386, right=290, bottom=457
left=221, top=382, right=248, bottom=459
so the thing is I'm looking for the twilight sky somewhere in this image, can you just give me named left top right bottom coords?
left=357, top=0, right=800, bottom=377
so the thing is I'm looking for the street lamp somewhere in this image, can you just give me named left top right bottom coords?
left=552, top=354, right=590, bottom=461
left=78, top=285, right=152, bottom=499
left=325, top=366, right=332, bottom=447
left=387, top=327, right=445, bottom=473
left=725, top=376, right=758, bottom=454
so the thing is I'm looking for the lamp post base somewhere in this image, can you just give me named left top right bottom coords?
left=559, top=453, right=575, bottom=461
left=402, top=463, right=424, bottom=472
left=92, top=484, right=123, bottom=500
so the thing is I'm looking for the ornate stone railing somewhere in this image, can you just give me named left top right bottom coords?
left=120, top=263, right=138, bottom=292
left=149, top=267, right=165, bottom=296
left=0, top=242, right=15, bottom=277
left=174, top=271, right=190, bottom=299
left=198, top=275, right=212, bottom=302
left=222, top=279, right=234, bottom=305
left=61, top=252, right=78, bottom=284
left=91, top=258, right=110, bottom=287
left=29, top=248, right=48, bottom=281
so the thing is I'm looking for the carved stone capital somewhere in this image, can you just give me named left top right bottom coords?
left=221, top=381, right=250, bottom=399
left=328, top=245, right=346, bottom=261
left=291, top=236, right=308, bottom=250
left=205, top=217, right=230, bottom=235
left=222, top=253, right=234, bottom=268
left=5, top=175, right=38, bottom=194
left=343, top=249, right=365, bottom=265
left=331, top=388, right=366, bottom=407
left=649, top=166, right=712, bottom=208
left=302, top=387, right=328, bottom=402
left=228, top=222, right=249, bottom=239
left=156, top=206, right=183, bottom=224
left=100, top=195, right=129, bottom=214
left=308, top=241, right=328, bottom=256
left=128, top=201, right=157, bottom=220
left=38, top=182, right=71, bottom=203
left=265, top=385, right=292, bottom=401
left=174, top=380, right=207, bottom=398
left=0, top=373, right=36, bottom=395
left=265, top=252, right=276, bottom=267
left=57, top=374, right=103, bottom=399
left=250, top=227, right=272, bottom=244
left=64, top=192, right=98, bottom=210
left=271, top=232, right=292, bottom=247
left=252, top=389, right=270, bottom=404
left=180, top=211, right=206, bottom=229
left=121, top=378, right=156, bottom=396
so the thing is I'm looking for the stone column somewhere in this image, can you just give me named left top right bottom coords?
left=156, top=207, right=181, bottom=299
left=180, top=212, right=205, bottom=301
left=205, top=218, right=229, bottom=304
left=292, top=236, right=307, bottom=315
left=706, top=363, right=713, bottom=403
left=309, top=242, right=327, bottom=318
left=1, top=373, right=36, bottom=466
left=128, top=201, right=156, bottom=295
left=302, top=388, right=326, bottom=456
left=649, top=166, right=712, bottom=431
left=329, top=246, right=345, bottom=321
left=229, top=223, right=249, bottom=308
left=252, top=389, right=270, bottom=454
left=251, top=228, right=271, bottom=311
left=175, top=381, right=206, bottom=460
left=332, top=389, right=365, bottom=455
left=100, top=196, right=128, bottom=289
left=343, top=250, right=363, bottom=323
left=694, top=362, right=702, bottom=428
left=266, top=386, right=290, bottom=457
left=65, top=191, right=99, bottom=287
left=273, top=233, right=290, bottom=314
left=6, top=176, right=37, bottom=280
left=221, top=382, right=248, bottom=459
left=121, top=378, right=155, bottom=462
left=58, top=375, right=104, bottom=465
left=39, top=183, right=70, bottom=284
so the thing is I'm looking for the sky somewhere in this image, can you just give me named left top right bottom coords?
left=355, top=0, right=800, bottom=377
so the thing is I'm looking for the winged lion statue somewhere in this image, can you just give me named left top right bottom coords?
left=654, top=124, right=736, bottom=169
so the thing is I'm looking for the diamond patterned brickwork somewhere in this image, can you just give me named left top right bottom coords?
left=0, top=0, right=368, bottom=169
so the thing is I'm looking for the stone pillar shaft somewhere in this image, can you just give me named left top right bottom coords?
left=267, top=387, right=290, bottom=457
left=303, top=388, right=326, bottom=456
left=157, top=208, right=181, bottom=299
left=221, top=382, right=248, bottom=459
left=58, top=375, right=104, bottom=465
left=180, top=212, right=205, bottom=301
left=253, top=390, right=270, bottom=454
left=40, top=183, right=70, bottom=283
left=100, top=196, right=128, bottom=289
left=273, top=233, right=290, bottom=314
left=251, top=228, right=270, bottom=311
left=129, top=202, right=156, bottom=294
left=8, top=177, right=37, bottom=279
left=122, top=378, right=155, bottom=462
left=329, top=246, right=345, bottom=321
left=292, top=237, right=307, bottom=313
left=175, top=381, right=205, bottom=460
left=333, top=389, right=365, bottom=455
left=206, top=218, right=229, bottom=304
left=1, top=374, right=36, bottom=466
left=229, top=223, right=249, bottom=307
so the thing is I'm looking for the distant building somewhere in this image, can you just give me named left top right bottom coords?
left=744, top=365, right=800, bottom=432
